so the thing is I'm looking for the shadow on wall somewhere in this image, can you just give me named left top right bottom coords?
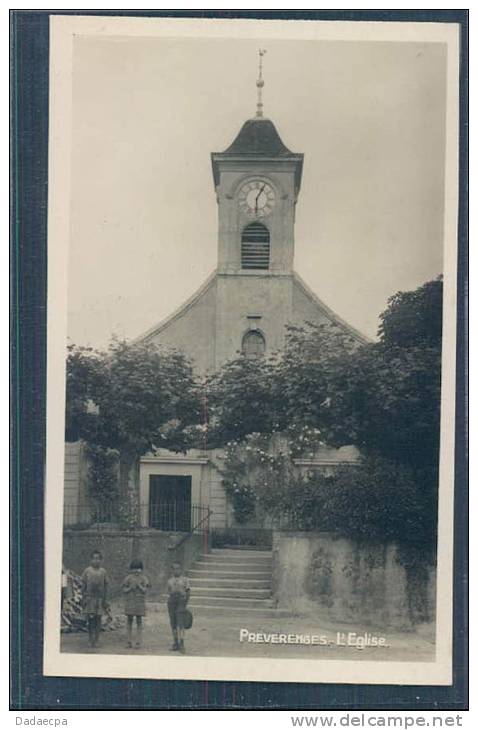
left=272, top=531, right=436, bottom=631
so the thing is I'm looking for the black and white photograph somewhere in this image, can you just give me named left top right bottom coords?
left=43, top=15, right=460, bottom=686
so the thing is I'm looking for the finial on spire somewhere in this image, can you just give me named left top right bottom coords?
left=256, top=49, right=266, bottom=117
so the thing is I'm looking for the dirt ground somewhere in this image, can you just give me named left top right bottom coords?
left=61, top=601, right=435, bottom=662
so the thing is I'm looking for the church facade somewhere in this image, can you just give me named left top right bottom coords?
left=132, top=107, right=365, bottom=533
left=139, top=115, right=365, bottom=374
left=64, top=77, right=366, bottom=534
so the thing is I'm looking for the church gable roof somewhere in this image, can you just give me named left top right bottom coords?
left=138, top=269, right=369, bottom=353
left=292, top=273, right=371, bottom=345
left=136, top=271, right=217, bottom=344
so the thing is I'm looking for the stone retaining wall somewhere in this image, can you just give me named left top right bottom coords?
left=63, top=529, right=206, bottom=599
left=272, top=531, right=436, bottom=631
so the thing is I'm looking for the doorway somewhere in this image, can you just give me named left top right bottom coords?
left=149, top=475, right=192, bottom=532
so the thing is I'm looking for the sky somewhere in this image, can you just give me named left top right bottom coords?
left=67, top=35, right=447, bottom=348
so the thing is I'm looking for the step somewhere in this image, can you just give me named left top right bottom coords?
left=157, top=595, right=276, bottom=609
left=195, top=558, right=272, bottom=570
left=207, top=549, right=272, bottom=557
left=201, top=552, right=272, bottom=563
left=191, top=563, right=272, bottom=575
left=188, top=572, right=271, bottom=583
left=197, top=559, right=272, bottom=568
left=188, top=578, right=271, bottom=590
left=188, top=595, right=276, bottom=609
left=191, top=586, right=271, bottom=599
left=186, top=604, right=287, bottom=619
left=188, top=563, right=271, bottom=578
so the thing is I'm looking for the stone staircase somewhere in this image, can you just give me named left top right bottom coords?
left=186, top=548, right=280, bottom=618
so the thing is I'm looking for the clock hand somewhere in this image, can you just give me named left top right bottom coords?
left=255, top=185, right=266, bottom=214
left=255, top=184, right=266, bottom=204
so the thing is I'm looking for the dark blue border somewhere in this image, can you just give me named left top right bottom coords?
left=10, top=9, right=468, bottom=711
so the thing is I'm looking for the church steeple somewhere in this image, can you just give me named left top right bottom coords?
left=210, top=55, right=304, bottom=277
left=211, top=53, right=303, bottom=192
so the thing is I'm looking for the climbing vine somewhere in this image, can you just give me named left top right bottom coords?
left=214, top=424, right=324, bottom=524
left=85, top=444, right=119, bottom=521
left=215, top=427, right=434, bottom=565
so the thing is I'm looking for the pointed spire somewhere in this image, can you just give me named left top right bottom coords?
left=256, top=49, right=266, bottom=117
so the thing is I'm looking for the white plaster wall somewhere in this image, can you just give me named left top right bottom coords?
left=214, top=272, right=294, bottom=367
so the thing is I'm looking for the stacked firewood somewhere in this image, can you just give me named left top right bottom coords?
left=61, top=569, right=126, bottom=633
left=61, top=571, right=87, bottom=633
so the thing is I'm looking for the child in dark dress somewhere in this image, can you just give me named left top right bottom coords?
left=121, top=559, right=150, bottom=648
left=81, top=550, right=109, bottom=648
left=167, top=561, right=190, bottom=654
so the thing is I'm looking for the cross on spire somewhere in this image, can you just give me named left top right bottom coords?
left=256, top=49, right=266, bottom=117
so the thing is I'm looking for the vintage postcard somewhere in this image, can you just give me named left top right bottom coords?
left=44, top=15, right=460, bottom=685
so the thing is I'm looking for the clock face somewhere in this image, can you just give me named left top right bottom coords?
left=238, top=180, right=275, bottom=218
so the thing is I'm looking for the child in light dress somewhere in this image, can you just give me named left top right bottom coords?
left=121, top=559, right=150, bottom=648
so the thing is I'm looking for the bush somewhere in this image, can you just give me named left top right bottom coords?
left=270, top=455, right=436, bottom=554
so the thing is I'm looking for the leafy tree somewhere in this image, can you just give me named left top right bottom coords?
left=378, top=276, right=443, bottom=349
left=206, top=354, right=278, bottom=446
left=267, top=278, right=443, bottom=479
left=272, top=322, right=360, bottom=446
left=66, top=339, right=202, bottom=522
left=329, top=277, right=443, bottom=486
left=65, top=344, right=105, bottom=442
left=207, top=322, right=358, bottom=447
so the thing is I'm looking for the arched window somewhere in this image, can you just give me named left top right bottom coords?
left=242, top=330, right=266, bottom=359
left=241, top=223, right=270, bottom=270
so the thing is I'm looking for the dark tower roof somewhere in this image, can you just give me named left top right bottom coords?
left=211, top=116, right=303, bottom=190
left=222, top=117, right=294, bottom=156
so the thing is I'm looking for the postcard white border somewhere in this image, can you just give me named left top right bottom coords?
left=44, top=14, right=460, bottom=686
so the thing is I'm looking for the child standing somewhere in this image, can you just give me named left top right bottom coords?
left=166, top=561, right=190, bottom=654
left=81, top=550, right=109, bottom=648
left=121, top=559, right=150, bottom=648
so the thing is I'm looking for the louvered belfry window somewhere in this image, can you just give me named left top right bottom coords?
left=241, top=223, right=270, bottom=270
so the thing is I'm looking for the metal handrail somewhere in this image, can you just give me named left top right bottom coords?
left=170, top=507, right=213, bottom=551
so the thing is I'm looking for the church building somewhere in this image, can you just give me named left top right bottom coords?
left=133, top=54, right=364, bottom=534
left=64, top=54, right=365, bottom=534
left=139, top=56, right=365, bottom=373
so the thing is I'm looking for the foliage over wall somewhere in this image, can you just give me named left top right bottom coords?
left=65, top=276, right=442, bottom=551
left=215, top=427, right=323, bottom=525
left=216, top=434, right=433, bottom=554
left=210, top=276, right=442, bottom=553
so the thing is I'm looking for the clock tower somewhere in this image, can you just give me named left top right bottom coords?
left=140, top=51, right=365, bottom=374
left=210, top=52, right=304, bottom=367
